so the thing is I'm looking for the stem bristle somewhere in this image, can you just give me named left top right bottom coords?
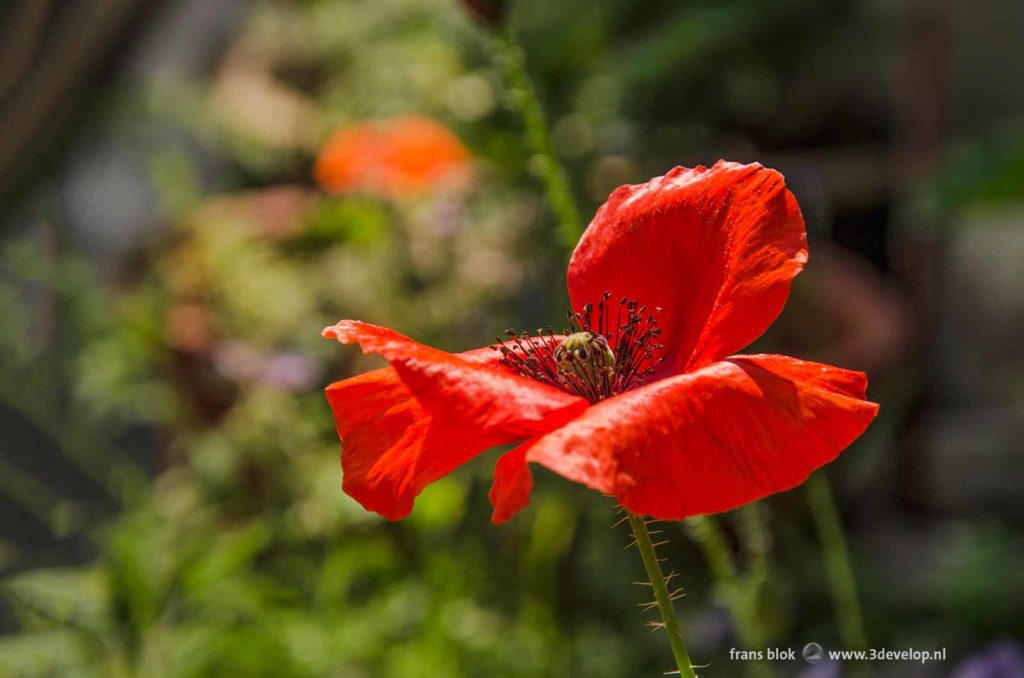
left=624, top=510, right=698, bottom=678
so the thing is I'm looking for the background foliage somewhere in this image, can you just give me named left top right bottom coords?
left=1, top=0, right=1023, bottom=676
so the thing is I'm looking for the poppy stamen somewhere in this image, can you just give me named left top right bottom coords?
left=495, top=292, right=664, bottom=402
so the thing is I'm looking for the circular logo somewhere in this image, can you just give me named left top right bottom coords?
left=803, top=642, right=824, bottom=664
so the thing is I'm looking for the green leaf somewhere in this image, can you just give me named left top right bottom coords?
left=3, top=568, right=109, bottom=631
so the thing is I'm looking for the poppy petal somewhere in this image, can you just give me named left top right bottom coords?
left=567, top=161, right=807, bottom=376
left=491, top=355, right=877, bottom=522
left=327, top=368, right=505, bottom=519
left=323, top=320, right=588, bottom=436
left=489, top=444, right=533, bottom=524
left=324, top=321, right=588, bottom=519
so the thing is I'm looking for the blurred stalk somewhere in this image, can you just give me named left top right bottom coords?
left=687, top=513, right=773, bottom=678
left=0, top=381, right=147, bottom=506
left=0, top=0, right=145, bottom=193
left=494, top=29, right=584, bottom=246
left=627, top=511, right=697, bottom=678
left=0, top=455, right=70, bottom=532
left=0, top=0, right=52, bottom=103
left=806, top=470, right=867, bottom=650
left=737, top=504, right=769, bottom=581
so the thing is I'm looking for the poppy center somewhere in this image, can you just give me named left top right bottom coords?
left=493, top=292, right=664, bottom=402
left=555, top=331, right=616, bottom=387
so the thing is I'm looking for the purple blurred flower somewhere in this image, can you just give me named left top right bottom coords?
left=263, top=351, right=319, bottom=392
left=952, top=641, right=1024, bottom=678
left=214, top=342, right=318, bottom=392
left=428, top=196, right=466, bottom=238
left=798, top=658, right=842, bottom=678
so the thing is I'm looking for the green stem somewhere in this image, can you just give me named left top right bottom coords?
left=686, top=515, right=737, bottom=585
left=737, top=504, right=769, bottom=577
left=687, top=514, right=773, bottom=678
left=627, top=511, right=697, bottom=678
left=495, top=29, right=584, bottom=246
left=806, top=471, right=867, bottom=649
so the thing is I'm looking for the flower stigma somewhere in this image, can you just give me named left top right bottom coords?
left=555, top=332, right=616, bottom=387
left=493, top=292, right=664, bottom=403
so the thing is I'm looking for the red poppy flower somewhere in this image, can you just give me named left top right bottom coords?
left=315, top=116, right=474, bottom=198
left=323, top=161, right=879, bottom=523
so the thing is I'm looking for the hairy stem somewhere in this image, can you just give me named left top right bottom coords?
left=627, top=511, right=697, bottom=678
left=495, top=28, right=584, bottom=246
left=806, top=471, right=867, bottom=649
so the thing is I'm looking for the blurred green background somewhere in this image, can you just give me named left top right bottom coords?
left=1, top=0, right=1023, bottom=676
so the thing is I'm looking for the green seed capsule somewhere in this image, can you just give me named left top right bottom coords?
left=554, top=332, right=616, bottom=385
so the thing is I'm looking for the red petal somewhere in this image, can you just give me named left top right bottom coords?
left=326, top=369, right=488, bottom=519
left=324, top=320, right=587, bottom=436
left=324, top=321, right=588, bottom=519
left=489, top=444, right=533, bottom=524
left=568, top=161, right=807, bottom=376
left=491, top=355, right=877, bottom=522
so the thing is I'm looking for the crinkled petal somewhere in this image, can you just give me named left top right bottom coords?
left=324, top=321, right=588, bottom=519
left=568, top=161, right=807, bottom=376
left=323, top=320, right=588, bottom=437
left=490, top=355, right=877, bottom=522
left=327, top=368, right=502, bottom=519
left=489, top=444, right=533, bottom=524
